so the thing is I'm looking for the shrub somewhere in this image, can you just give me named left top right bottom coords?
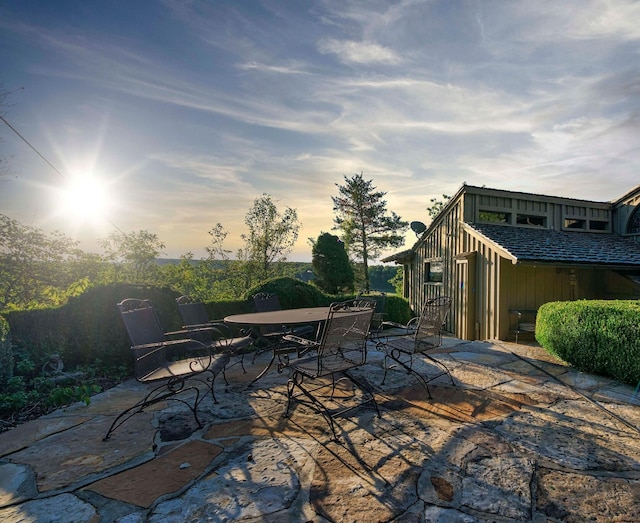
left=5, top=283, right=183, bottom=373
left=0, top=315, right=12, bottom=389
left=245, top=277, right=331, bottom=308
left=536, top=300, right=640, bottom=386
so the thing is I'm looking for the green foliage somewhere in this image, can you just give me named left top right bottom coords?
left=426, top=194, right=451, bottom=220
left=0, top=315, right=12, bottom=388
left=0, top=214, right=107, bottom=310
left=311, top=232, right=354, bottom=294
left=46, top=384, right=102, bottom=408
left=242, top=194, right=300, bottom=283
left=385, top=295, right=414, bottom=325
left=389, top=267, right=404, bottom=295
left=5, top=283, right=182, bottom=371
left=99, top=229, right=165, bottom=283
left=368, top=265, right=398, bottom=293
left=245, top=277, right=331, bottom=309
left=332, top=173, right=408, bottom=292
left=536, top=300, right=640, bottom=385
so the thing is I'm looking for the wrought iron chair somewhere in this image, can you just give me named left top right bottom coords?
left=176, top=295, right=254, bottom=373
left=252, top=292, right=316, bottom=340
left=281, top=299, right=379, bottom=441
left=377, top=296, right=453, bottom=398
left=247, top=292, right=317, bottom=381
left=104, top=298, right=239, bottom=440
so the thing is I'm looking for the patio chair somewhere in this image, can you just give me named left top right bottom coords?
left=250, top=292, right=316, bottom=370
left=252, top=292, right=316, bottom=340
left=356, top=293, right=387, bottom=330
left=280, top=299, right=380, bottom=441
left=176, top=295, right=254, bottom=373
left=103, top=298, right=239, bottom=440
left=377, top=296, right=453, bottom=399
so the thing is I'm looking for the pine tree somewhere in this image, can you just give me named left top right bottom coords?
left=332, top=173, right=408, bottom=292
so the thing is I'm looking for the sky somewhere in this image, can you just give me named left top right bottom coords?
left=1, top=0, right=639, bottom=262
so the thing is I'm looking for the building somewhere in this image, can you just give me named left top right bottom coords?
left=382, top=184, right=640, bottom=341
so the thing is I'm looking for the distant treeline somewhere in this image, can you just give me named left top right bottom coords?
left=156, top=259, right=398, bottom=293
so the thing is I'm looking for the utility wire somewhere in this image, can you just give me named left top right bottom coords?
left=0, top=114, right=67, bottom=180
left=0, top=114, right=125, bottom=234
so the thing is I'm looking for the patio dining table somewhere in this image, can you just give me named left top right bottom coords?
left=224, top=307, right=331, bottom=327
left=224, top=307, right=331, bottom=384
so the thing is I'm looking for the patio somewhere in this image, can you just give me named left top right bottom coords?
left=1, top=337, right=639, bottom=522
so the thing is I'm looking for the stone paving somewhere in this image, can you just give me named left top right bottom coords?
left=1, top=337, right=639, bottom=522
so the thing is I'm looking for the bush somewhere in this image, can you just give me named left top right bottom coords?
left=536, top=300, right=640, bottom=386
left=245, top=277, right=331, bottom=308
left=5, top=283, right=183, bottom=373
left=0, top=315, right=12, bottom=389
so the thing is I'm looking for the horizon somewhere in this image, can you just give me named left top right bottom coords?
left=1, top=1, right=639, bottom=263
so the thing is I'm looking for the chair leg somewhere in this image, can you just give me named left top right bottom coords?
left=423, top=353, right=455, bottom=387
left=384, top=350, right=433, bottom=399
left=103, top=380, right=202, bottom=441
left=343, top=370, right=380, bottom=420
left=284, top=371, right=340, bottom=441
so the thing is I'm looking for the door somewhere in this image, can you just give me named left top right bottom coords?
left=455, top=253, right=477, bottom=340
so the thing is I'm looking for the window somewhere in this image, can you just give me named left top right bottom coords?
left=425, top=259, right=443, bottom=284
left=627, top=206, right=640, bottom=234
left=516, top=214, right=546, bottom=227
left=479, top=210, right=510, bottom=224
left=588, top=220, right=609, bottom=231
left=564, top=218, right=586, bottom=230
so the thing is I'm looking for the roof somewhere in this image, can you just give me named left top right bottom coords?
left=381, top=249, right=413, bottom=263
left=464, top=223, right=640, bottom=266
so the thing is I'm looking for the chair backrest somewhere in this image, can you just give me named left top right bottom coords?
left=176, top=295, right=210, bottom=327
left=253, top=292, right=282, bottom=312
left=118, top=298, right=166, bottom=346
left=414, top=296, right=452, bottom=351
left=316, top=300, right=375, bottom=375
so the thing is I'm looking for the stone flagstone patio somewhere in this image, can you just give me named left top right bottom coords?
left=0, top=337, right=639, bottom=522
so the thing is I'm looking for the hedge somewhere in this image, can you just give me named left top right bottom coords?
left=536, top=300, right=640, bottom=386
left=3, top=279, right=413, bottom=378
left=0, top=316, right=12, bottom=389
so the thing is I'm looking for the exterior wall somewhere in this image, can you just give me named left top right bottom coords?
left=403, top=185, right=640, bottom=342
left=613, top=185, right=640, bottom=241
left=409, top=196, right=463, bottom=331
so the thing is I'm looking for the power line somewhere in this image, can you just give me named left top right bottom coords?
left=0, top=114, right=67, bottom=180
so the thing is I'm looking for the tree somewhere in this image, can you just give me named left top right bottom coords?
left=201, top=196, right=301, bottom=299
left=311, top=232, right=354, bottom=294
left=0, top=214, right=97, bottom=309
left=99, top=229, right=165, bottom=283
left=332, top=173, right=408, bottom=292
left=241, top=194, right=300, bottom=283
left=427, top=194, right=451, bottom=220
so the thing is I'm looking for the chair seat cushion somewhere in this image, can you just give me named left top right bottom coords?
left=214, top=335, right=254, bottom=352
left=519, top=322, right=536, bottom=332
left=383, top=335, right=439, bottom=354
left=140, top=353, right=230, bottom=382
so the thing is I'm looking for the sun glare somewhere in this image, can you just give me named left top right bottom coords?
left=59, top=174, right=111, bottom=222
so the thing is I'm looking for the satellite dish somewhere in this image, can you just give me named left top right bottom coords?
left=410, top=221, right=426, bottom=237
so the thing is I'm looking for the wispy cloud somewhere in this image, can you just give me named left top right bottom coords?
left=317, top=38, right=402, bottom=65
left=1, top=0, right=639, bottom=259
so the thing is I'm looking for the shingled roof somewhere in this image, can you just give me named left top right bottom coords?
left=464, top=222, right=640, bottom=266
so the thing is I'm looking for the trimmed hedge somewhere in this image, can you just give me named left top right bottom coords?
left=3, top=279, right=414, bottom=379
left=536, top=300, right=640, bottom=386
left=0, top=316, right=12, bottom=388
left=245, top=277, right=413, bottom=324
left=245, top=277, right=332, bottom=308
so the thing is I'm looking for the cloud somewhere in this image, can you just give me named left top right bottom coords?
left=317, top=38, right=401, bottom=65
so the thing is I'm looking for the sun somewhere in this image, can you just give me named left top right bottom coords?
left=58, top=174, right=111, bottom=222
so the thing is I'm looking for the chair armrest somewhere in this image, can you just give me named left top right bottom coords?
left=281, top=334, right=319, bottom=358
left=281, top=334, right=319, bottom=347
